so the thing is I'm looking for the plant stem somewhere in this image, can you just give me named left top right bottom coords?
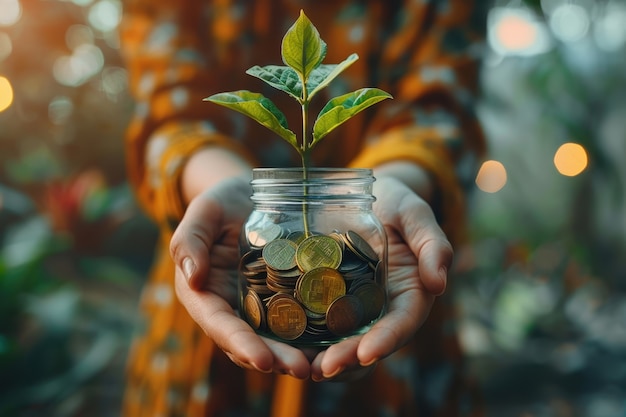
left=300, top=82, right=311, bottom=237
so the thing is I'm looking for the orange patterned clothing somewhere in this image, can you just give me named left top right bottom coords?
left=120, top=1, right=487, bottom=416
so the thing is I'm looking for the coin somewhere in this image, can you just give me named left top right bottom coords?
left=243, top=290, right=265, bottom=330
left=345, top=230, right=379, bottom=264
left=296, top=267, right=346, bottom=314
left=351, top=281, right=385, bottom=324
left=240, top=250, right=266, bottom=276
left=328, top=231, right=346, bottom=251
left=262, top=238, right=298, bottom=271
left=295, top=235, right=342, bottom=272
left=326, top=294, right=364, bottom=336
left=337, top=246, right=366, bottom=274
left=286, top=230, right=307, bottom=244
left=239, top=226, right=386, bottom=344
left=266, top=294, right=307, bottom=340
left=247, top=222, right=283, bottom=248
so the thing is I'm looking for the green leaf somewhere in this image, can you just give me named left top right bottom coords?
left=245, top=65, right=302, bottom=99
left=307, top=53, right=359, bottom=99
left=281, top=10, right=327, bottom=80
left=312, top=88, right=393, bottom=145
left=204, top=91, right=297, bottom=148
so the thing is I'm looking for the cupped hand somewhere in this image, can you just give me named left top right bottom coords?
left=169, top=176, right=312, bottom=379
left=310, top=176, right=453, bottom=381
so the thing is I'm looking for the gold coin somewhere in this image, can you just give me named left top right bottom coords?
left=328, top=231, right=346, bottom=251
left=295, top=235, right=342, bottom=272
left=266, top=294, right=307, bottom=340
left=326, top=294, right=364, bottom=336
left=262, top=238, right=298, bottom=271
left=345, top=230, right=379, bottom=264
left=243, top=290, right=265, bottom=330
left=296, top=267, right=346, bottom=315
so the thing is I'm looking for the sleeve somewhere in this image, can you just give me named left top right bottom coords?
left=119, top=0, right=257, bottom=227
left=349, top=0, right=488, bottom=244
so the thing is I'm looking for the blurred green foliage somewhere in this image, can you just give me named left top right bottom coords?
left=458, top=1, right=626, bottom=415
left=0, top=0, right=157, bottom=415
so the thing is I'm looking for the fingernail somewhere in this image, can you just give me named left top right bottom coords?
left=360, top=357, right=379, bottom=367
left=323, top=366, right=344, bottom=379
left=182, top=257, right=195, bottom=282
left=436, top=266, right=447, bottom=296
left=250, top=362, right=272, bottom=374
left=311, top=374, right=325, bottom=382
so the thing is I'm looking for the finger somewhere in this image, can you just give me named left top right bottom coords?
left=356, top=288, right=435, bottom=366
left=174, top=270, right=275, bottom=373
left=310, top=350, right=328, bottom=382
left=262, top=337, right=311, bottom=379
left=310, top=337, right=360, bottom=381
left=417, top=236, right=453, bottom=296
left=170, top=196, right=221, bottom=290
left=311, top=338, right=376, bottom=382
left=397, top=194, right=453, bottom=296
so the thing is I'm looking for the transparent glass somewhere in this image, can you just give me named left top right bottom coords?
left=238, top=168, right=388, bottom=346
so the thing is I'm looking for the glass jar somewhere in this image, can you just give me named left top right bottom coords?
left=238, top=168, right=388, bottom=346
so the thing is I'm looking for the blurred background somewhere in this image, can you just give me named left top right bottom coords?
left=0, top=0, right=624, bottom=416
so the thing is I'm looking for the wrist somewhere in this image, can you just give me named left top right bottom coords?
left=181, top=146, right=253, bottom=204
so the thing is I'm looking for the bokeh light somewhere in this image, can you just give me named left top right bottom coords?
left=593, top=4, right=626, bottom=52
left=100, top=66, right=128, bottom=100
left=52, top=44, right=104, bottom=87
left=48, top=96, right=74, bottom=125
left=549, top=4, right=590, bottom=43
left=0, top=75, right=13, bottom=112
left=88, top=0, right=122, bottom=33
left=488, top=7, right=551, bottom=56
left=66, top=24, right=95, bottom=50
left=554, top=142, right=588, bottom=176
left=475, top=160, right=508, bottom=193
left=0, top=32, right=12, bottom=61
left=0, top=0, right=21, bottom=26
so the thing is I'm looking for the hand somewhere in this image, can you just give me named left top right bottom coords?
left=310, top=176, right=453, bottom=381
left=169, top=176, right=313, bottom=379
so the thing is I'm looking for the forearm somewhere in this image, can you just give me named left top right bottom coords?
left=181, top=147, right=253, bottom=205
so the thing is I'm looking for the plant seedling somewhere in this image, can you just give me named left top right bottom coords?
left=204, top=9, right=392, bottom=173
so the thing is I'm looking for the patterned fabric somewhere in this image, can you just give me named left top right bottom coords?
left=119, top=1, right=488, bottom=416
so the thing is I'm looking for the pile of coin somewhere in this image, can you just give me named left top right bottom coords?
left=240, top=228, right=386, bottom=343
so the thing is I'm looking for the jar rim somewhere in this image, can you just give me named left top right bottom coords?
left=253, top=168, right=372, bottom=172
left=252, top=167, right=374, bottom=182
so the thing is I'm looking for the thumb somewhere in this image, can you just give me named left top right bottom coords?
left=169, top=195, right=222, bottom=290
left=417, top=237, right=453, bottom=296
left=397, top=193, right=453, bottom=296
